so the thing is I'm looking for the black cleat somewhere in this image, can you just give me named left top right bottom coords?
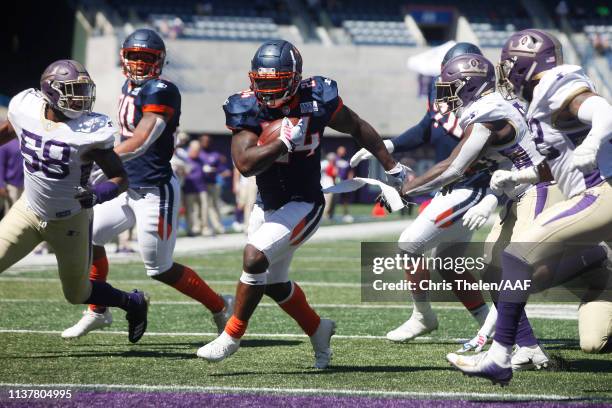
left=126, top=290, right=149, bottom=343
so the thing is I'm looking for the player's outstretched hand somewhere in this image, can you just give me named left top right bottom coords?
left=461, top=194, right=498, bottom=231
left=74, top=186, right=98, bottom=209
left=489, top=170, right=517, bottom=195
left=349, top=140, right=395, bottom=167
left=571, top=137, right=598, bottom=173
left=385, top=163, right=413, bottom=188
left=279, top=117, right=307, bottom=152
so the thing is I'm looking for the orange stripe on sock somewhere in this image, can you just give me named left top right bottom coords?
left=89, top=257, right=109, bottom=312
left=278, top=283, right=321, bottom=336
left=172, top=266, right=224, bottom=313
left=224, top=315, right=248, bottom=339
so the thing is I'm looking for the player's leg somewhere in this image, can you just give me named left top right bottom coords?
left=389, top=187, right=488, bottom=342
left=208, top=184, right=225, bottom=233
left=46, top=210, right=149, bottom=343
left=198, top=200, right=329, bottom=365
left=61, top=193, right=135, bottom=339
left=264, top=252, right=335, bottom=369
left=0, top=197, right=44, bottom=273
left=135, top=178, right=229, bottom=330
left=449, top=182, right=612, bottom=384
left=579, top=300, right=612, bottom=353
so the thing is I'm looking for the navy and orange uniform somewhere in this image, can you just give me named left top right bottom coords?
left=224, top=76, right=342, bottom=210
left=118, top=78, right=181, bottom=188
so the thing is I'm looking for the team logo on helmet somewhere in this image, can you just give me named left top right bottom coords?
left=458, top=58, right=489, bottom=76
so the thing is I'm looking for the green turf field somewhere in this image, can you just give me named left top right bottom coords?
left=0, top=233, right=610, bottom=403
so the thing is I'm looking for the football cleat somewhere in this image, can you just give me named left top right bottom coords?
left=386, top=312, right=438, bottom=342
left=61, top=309, right=113, bottom=339
left=196, top=331, right=241, bottom=362
left=212, top=295, right=235, bottom=334
left=125, top=290, right=150, bottom=344
left=446, top=351, right=513, bottom=386
left=511, top=344, right=550, bottom=371
left=310, top=318, right=336, bottom=369
left=457, top=333, right=489, bottom=354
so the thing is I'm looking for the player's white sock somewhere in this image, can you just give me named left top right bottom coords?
left=488, top=340, right=512, bottom=367
left=478, top=303, right=497, bottom=337
left=470, top=303, right=490, bottom=326
left=413, top=300, right=433, bottom=318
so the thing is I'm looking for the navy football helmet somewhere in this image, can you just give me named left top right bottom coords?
left=442, top=42, right=482, bottom=66
left=249, top=40, right=303, bottom=107
left=40, top=59, right=96, bottom=119
left=121, top=29, right=166, bottom=85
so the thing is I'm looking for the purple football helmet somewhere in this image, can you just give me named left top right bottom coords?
left=497, top=29, right=563, bottom=101
left=435, top=53, right=495, bottom=114
left=40, top=59, right=96, bottom=119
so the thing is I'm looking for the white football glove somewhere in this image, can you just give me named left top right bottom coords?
left=349, top=139, right=395, bottom=167
left=462, top=194, right=498, bottom=231
left=385, top=162, right=413, bottom=188
left=456, top=333, right=489, bottom=354
left=489, top=170, right=517, bottom=195
left=279, top=117, right=307, bottom=152
left=89, top=166, right=108, bottom=185
left=571, top=137, right=599, bottom=173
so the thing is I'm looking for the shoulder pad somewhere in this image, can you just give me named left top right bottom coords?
left=223, top=92, right=258, bottom=115
left=8, top=89, right=38, bottom=121
left=307, top=76, right=340, bottom=105
left=531, top=65, right=594, bottom=114
left=223, top=91, right=260, bottom=132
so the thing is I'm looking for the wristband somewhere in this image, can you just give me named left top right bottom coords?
left=93, top=181, right=120, bottom=204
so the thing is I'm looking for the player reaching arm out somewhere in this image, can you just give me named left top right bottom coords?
left=75, top=147, right=128, bottom=208
left=114, top=111, right=168, bottom=162
left=328, top=104, right=408, bottom=183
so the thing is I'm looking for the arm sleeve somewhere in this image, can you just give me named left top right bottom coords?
left=391, top=113, right=431, bottom=153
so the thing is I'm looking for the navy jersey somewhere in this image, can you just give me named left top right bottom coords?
left=224, top=76, right=342, bottom=210
left=118, top=78, right=181, bottom=188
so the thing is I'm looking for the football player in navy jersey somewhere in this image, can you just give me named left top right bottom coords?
left=350, top=43, right=492, bottom=347
left=197, top=40, right=409, bottom=368
left=62, top=29, right=232, bottom=340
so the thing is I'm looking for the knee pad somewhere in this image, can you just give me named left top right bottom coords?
left=240, top=271, right=268, bottom=285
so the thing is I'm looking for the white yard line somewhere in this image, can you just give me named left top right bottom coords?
left=0, top=382, right=577, bottom=401
left=0, top=297, right=579, bottom=320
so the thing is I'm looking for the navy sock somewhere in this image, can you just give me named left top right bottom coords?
left=494, top=301, right=526, bottom=346
left=84, top=280, right=135, bottom=312
left=515, top=311, right=538, bottom=347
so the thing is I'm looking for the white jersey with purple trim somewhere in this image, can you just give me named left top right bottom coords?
left=7, top=89, right=116, bottom=220
left=458, top=92, right=544, bottom=199
left=526, top=64, right=609, bottom=198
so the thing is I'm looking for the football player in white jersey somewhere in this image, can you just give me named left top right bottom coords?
left=62, top=29, right=232, bottom=340
left=394, top=53, right=561, bottom=372
left=0, top=60, right=149, bottom=343
left=446, top=29, right=612, bottom=385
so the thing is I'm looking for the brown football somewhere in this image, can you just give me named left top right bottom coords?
left=258, top=117, right=300, bottom=146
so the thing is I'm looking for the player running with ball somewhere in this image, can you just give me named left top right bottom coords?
left=197, top=40, right=409, bottom=368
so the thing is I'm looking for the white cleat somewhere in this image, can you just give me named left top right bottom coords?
left=196, top=331, right=241, bottom=362
left=511, top=344, right=550, bottom=371
left=386, top=313, right=438, bottom=342
left=310, top=318, right=336, bottom=369
left=212, top=295, right=234, bottom=334
left=457, top=333, right=489, bottom=354
left=61, top=309, right=112, bottom=339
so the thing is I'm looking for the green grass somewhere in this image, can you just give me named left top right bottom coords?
left=0, top=235, right=610, bottom=402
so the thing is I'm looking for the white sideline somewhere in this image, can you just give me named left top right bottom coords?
left=0, top=297, right=580, bottom=320
left=0, top=382, right=576, bottom=401
left=6, top=220, right=412, bottom=270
